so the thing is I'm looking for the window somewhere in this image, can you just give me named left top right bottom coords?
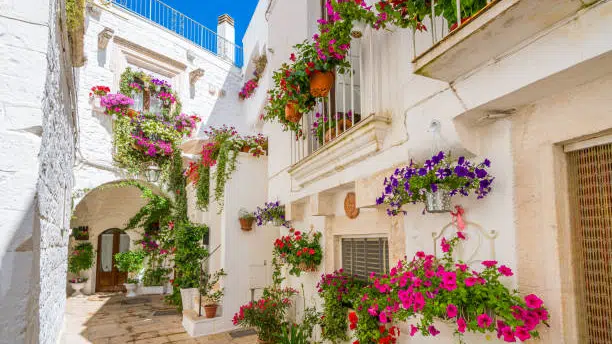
left=341, top=237, right=389, bottom=281
left=567, top=142, right=612, bottom=344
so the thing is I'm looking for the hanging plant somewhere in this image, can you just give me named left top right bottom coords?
left=376, top=151, right=494, bottom=215
left=317, top=270, right=364, bottom=343
left=350, top=233, right=550, bottom=343
left=273, top=228, right=323, bottom=276
left=188, top=126, right=267, bottom=212
left=239, top=54, right=268, bottom=100
left=254, top=201, right=289, bottom=227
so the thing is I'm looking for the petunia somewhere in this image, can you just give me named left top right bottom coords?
left=446, top=304, right=458, bottom=318
left=514, top=326, right=531, bottom=341
left=524, top=294, right=543, bottom=309
left=477, top=313, right=492, bottom=328
left=428, top=325, right=440, bottom=336
left=482, top=260, right=498, bottom=268
left=409, top=325, right=418, bottom=336
left=457, top=318, right=466, bottom=333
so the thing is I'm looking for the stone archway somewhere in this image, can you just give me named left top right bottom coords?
left=69, top=180, right=167, bottom=295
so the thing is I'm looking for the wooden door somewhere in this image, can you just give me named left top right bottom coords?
left=96, top=229, right=131, bottom=292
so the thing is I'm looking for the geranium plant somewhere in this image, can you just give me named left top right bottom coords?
left=376, top=151, right=494, bottom=215
left=350, top=233, right=549, bottom=343
left=273, top=229, right=323, bottom=276
left=68, top=242, right=95, bottom=283
left=254, top=201, right=289, bottom=227
left=239, top=133, right=268, bottom=157
left=90, top=85, right=110, bottom=97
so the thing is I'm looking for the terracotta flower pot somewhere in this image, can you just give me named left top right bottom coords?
left=239, top=217, right=254, bottom=231
left=298, top=262, right=317, bottom=272
left=241, top=145, right=251, bottom=153
left=309, top=71, right=335, bottom=97
left=285, top=101, right=302, bottom=123
left=324, top=119, right=353, bottom=143
left=204, top=304, right=218, bottom=318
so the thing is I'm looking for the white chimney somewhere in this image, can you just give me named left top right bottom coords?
left=217, top=14, right=235, bottom=63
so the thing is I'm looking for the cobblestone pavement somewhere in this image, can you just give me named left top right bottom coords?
left=61, top=294, right=257, bottom=344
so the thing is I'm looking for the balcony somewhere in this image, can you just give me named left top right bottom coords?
left=110, top=0, right=244, bottom=67
left=288, top=41, right=391, bottom=187
left=413, top=0, right=589, bottom=82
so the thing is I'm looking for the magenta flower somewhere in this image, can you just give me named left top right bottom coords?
left=498, top=265, right=513, bottom=276
left=524, top=294, right=543, bottom=309
left=457, top=318, right=466, bottom=333
left=428, top=325, right=440, bottom=336
left=482, top=260, right=498, bottom=268
left=446, top=304, right=458, bottom=318
left=409, top=324, right=418, bottom=336
left=477, top=313, right=492, bottom=328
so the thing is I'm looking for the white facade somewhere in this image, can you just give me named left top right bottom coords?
left=241, top=0, right=612, bottom=343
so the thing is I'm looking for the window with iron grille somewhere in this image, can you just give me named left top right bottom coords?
left=567, top=142, right=612, bottom=344
left=341, top=237, right=389, bottom=281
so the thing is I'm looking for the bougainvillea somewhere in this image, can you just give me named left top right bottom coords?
left=349, top=233, right=549, bottom=343
left=377, top=151, right=494, bottom=216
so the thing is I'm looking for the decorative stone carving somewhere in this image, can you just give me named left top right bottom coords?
left=186, top=50, right=196, bottom=62
left=343, top=192, right=359, bottom=219
left=189, top=68, right=204, bottom=86
left=98, top=28, right=114, bottom=50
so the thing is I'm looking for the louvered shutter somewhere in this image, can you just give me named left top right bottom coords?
left=341, top=238, right=389, bottom=281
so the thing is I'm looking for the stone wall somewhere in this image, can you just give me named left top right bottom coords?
left=0, top=0, right=75, bottom=343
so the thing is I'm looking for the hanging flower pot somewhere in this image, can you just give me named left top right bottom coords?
left=309, top=71, right=335, bottom=97
left=239, top=217, right=255, bottom=231
left=425, top=190, right=452, bottom=213
left=351, top=20, right=367, bottom=39
left=285, top=101, right=302, bottom=123
left=297, top=262, right=317, bottom=272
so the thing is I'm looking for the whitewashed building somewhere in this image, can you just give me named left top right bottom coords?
left=2, top=0, right=612, bottom=343
left=247, top=0, right=612, bottom=343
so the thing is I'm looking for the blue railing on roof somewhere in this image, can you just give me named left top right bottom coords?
left=111, top=0, right=244, bottom=68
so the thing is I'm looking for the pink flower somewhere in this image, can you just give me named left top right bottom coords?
left=456, top=263, right=468, bottom=272
left=534, top=308, right=549, bottom=321
left=457, top=318, right=466, bottom=333
left=416, top=251, right=425, bottom=258
left=477, top=313, right=492, bottom=328
left=524, top=294, right=543, bottom=309
left=498, top=265, right=513, bottom=276
left=428, top=325, right=440, bottom=336
left=457, top=231, right=466, bottom=239
left=446, top=304, right=458, bottom=318
left=441, top=237, right=450, bottom=252
left=378, top=312, right=388, bottom=323
left=482, top=260, right=498, bottom=268
left=367, top=304, right=378, bottom=316
left=409, top=324, right=418, bottom=336
left=514, top=326, right=531, bottom=341
left=500, top=327, right=516, bottom=342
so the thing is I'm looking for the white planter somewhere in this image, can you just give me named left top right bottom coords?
left=138, top=285, right=164, bottom=295
left=351, top=20, right=367, bottom=38
left=70, top=282, right=86, bottom=297
left=124, top=283, right=138, bottom=297
left=180, top=288, right=199, bottom=311
left=90, top=95, right=105, bottom=114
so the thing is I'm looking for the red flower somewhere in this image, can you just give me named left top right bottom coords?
left=309, top=248, right=315, bottom=255
left=290, top=53, right=296, bottom=62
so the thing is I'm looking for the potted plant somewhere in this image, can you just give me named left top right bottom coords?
left=377, top=151, right=494, bottom=215
left=239, top=208, right=256, bottom=231
left=72, top=226, right=89, bottom=240
left=68, top=242, right=95, bottom=297
left=311, top=111, right=361, bottom=144
left=274, top=229, right=323, bottom=276
left=89, top=85, right=110, bottom=112
left=233, top=286, right=299, bottom=343
left=99, top=93, right=134, bottom=119
left=114, top=250, right=146, bottom=297
left=254, top=201, right=289, bottom=227
left=198, top=269, right=227, bottom=318
left=140, top=267, right=170, bottom=295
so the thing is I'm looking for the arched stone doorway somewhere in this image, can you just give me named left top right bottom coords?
left=96, top=228, right=130, bottom=292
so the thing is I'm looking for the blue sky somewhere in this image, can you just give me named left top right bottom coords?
left=162, top=0, right=260, bottom=46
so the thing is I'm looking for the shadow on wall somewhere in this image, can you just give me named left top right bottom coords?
left=0, top=197, right=43, bottom=342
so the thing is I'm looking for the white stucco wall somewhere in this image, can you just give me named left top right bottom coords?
left=248, top=0, right=612, bottom=343
left=0, top=0, right=75, bottom=342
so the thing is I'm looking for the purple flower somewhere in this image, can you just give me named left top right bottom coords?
left=418, top=168, right=427, bottom=176
left=458, top=156, right=465, bottom=165
left=475, top=168, right=488, bottom=178
left=431, top=184, right=438, bottom=192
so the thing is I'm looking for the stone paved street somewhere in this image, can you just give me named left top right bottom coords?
left=61, top=294, right=257, bottom=344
